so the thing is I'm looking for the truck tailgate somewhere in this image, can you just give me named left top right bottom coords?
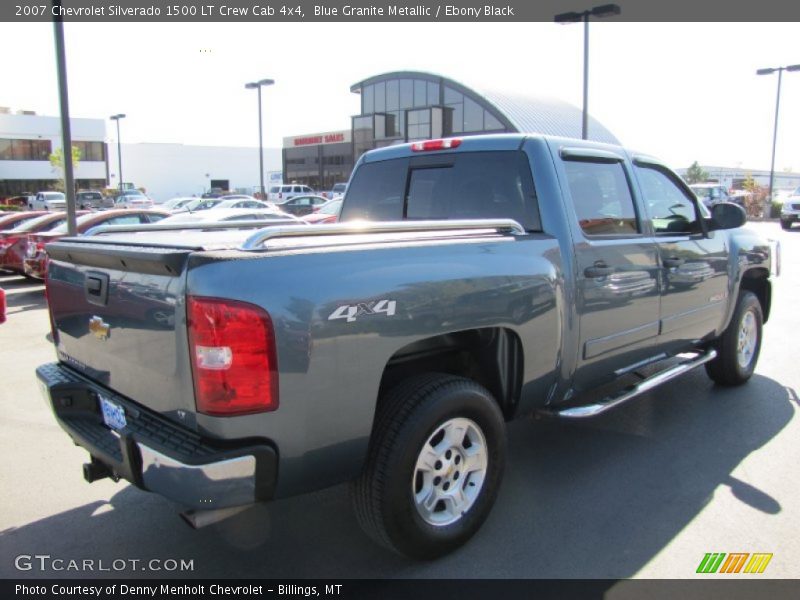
left=46, top=240, right=196, bottom=425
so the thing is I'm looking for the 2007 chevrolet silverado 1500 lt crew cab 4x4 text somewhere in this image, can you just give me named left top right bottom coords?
left=37, top=134, right=776, bottom=558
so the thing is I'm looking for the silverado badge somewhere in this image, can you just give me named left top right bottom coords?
left=89, top=316, right=110, bottom=341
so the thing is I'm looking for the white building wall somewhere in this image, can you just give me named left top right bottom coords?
left=109, top=143, right=282, bottom=202
left=0, top=113, right=107, bottom=183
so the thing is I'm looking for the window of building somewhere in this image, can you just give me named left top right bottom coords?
left=0, top=138, right=52, bottom=160
left=635, top=165, right=701, bottom=234
left=374, top=81, right=386, bottom=113
left=414, top=80, right=427, bottom=107
left=485, top=111, right=504, bottom=131
left=362, top=85, right=374, bottom=114
left=400, top=79, right=414, bottom=109
left=386, top=80, right=399, bottom=111
left=428, top=82, right=440, bottom=105
left=563, top=160, right=639, bottom=236
left=73, top=141, right=105, bottom=161
left=407, top=109, right=431, bottom=140
left=464, top=97, right=484, bottom=132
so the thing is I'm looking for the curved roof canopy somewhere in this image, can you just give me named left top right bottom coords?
left=351, top=71, right=620, bottom=145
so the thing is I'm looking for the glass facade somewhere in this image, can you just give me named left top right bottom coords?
left=351, top=73, right=511, bottom=162
left=283, top=141, right=353, bottom=191
left=0, top=179, right=107, bottom=198
left=282, top=72, right=516, bottom=189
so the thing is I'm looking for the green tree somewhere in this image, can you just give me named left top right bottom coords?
left=684, top=161, right=709, bottom=184
left=49, top=146, right=82, bottom=192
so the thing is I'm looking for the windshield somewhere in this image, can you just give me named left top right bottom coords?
left=43, top=192, right=65, bottom=200
left=332, top=184, right=347, bottom=193
left=52, top=213, right=108, bottom=234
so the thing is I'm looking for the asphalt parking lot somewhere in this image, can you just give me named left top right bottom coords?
left=0, top=221, right=798, bottom=580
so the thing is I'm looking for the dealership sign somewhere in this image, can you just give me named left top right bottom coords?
left=283, top=130, right=351, bottom=148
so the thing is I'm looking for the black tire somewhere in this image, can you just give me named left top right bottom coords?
left=781, top=220, right=792, bottom=230
left=351, top=374, right=506, bottom=559
left=705, top=291, right=763, bottom=386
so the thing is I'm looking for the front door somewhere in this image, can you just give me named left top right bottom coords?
left=632, top=161, right=730, bottom=347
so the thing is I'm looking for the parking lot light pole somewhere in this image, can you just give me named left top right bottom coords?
left=110, top=114, right=126, bottom=193
left=245, top=79, right=275, bottom=198
left=555, top=4, right=621, bottom=140
left=757, top=64, right=800, bottom=217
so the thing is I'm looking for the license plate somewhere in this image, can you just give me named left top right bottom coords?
left=100, top=396, right=127, bottom=431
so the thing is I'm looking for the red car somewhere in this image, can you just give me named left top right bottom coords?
left=0, top=212, right=88, bottom=276
left=0, top=211, right=47, bottom=231
left=302, top=199, right=343, bottom=224
left=24, top=209, right=170, bottom=280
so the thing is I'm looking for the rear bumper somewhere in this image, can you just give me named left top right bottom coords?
left=23, top=255, right=46, bottom=279
left=36, top=362, right=278, bottom=510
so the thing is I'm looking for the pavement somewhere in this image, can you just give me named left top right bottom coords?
left=0, top=221, right=798, bottom=580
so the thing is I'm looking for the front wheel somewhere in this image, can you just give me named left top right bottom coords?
left=705, top=291, right=763, bottom=386
left=351, top=374, right=506, bottom=559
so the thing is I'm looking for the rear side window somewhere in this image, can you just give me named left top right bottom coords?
left=563, top=160, right=638, bottom=236
left=342, top=151, right=541, bottom=230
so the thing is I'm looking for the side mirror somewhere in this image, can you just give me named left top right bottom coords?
left=710, top=202, right=747, bottom=230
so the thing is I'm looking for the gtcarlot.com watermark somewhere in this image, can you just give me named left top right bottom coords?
left=14, top=554, right=194, bottom=573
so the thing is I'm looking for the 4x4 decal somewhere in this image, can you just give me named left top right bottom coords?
left=328, top=300, right=397, bottom=323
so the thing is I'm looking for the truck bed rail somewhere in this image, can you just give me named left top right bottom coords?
left=240, top=219, right=526, bottom=250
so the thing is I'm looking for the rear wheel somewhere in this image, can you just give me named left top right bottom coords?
left=781, top=220, right=792, bottom=230
left=351, top=374, right=506, bottom=559
left=705, top=291, right=763, bottom=386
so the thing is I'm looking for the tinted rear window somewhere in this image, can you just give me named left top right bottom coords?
left=341, top=151, right=541, bottom=231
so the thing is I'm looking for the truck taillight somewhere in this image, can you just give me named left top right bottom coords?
left=187, top=296, right=279, bottom=416
left=411, top=138, right=462, bottom=152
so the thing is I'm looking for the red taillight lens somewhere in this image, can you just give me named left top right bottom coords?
left=187, top=296, right=279, bottom=416
left=411, top=138, right=462, bottom=152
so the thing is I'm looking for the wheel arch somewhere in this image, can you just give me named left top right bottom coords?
left=376, top=327, right=524, bottom=421
left=739, top=267, right=771, bottom=323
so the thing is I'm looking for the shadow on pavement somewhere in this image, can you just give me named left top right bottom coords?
left=0, top=370, right=794, bottom=579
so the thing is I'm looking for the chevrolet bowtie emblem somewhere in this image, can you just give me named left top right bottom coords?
left=89, top=316, right=110, bottom=341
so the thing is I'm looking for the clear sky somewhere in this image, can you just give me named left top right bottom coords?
left=1, top=21, right=798, bottom=173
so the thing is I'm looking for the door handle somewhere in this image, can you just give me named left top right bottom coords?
left=663, top=257, right=685, bottom=268
left=584, top=261, right=614, bottom=278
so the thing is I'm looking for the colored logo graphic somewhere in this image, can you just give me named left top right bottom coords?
left=696, top=553, right=773, bottom=574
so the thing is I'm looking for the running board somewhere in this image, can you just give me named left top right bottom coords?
left=554, top=349, right=717, bottom=419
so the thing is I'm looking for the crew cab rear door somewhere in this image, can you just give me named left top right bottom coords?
left=555, top=147, right=661, bottom=391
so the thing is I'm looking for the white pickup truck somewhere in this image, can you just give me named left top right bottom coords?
left=29, top=191, right=66, bottom=211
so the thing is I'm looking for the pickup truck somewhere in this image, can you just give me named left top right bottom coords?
left=36, top=134, right=775, bottom=559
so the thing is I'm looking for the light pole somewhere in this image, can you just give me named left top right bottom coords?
left=109, top=113, right=126, bottom=193
left=555, top=4, right=621, bottom=140
left=756, top=64, right=800, bottom=217
left=245, top=78, right=275, bottom=198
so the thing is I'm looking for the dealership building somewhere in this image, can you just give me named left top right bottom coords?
left=0, top=109, right=108, bottom=197
left=282, top=70, right=620, bottom=188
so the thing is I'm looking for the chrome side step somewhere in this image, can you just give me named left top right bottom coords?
left=555, top=349, right=717, bottom=419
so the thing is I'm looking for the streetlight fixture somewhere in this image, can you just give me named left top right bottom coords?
left=109, top=113, right=126, bottom=194
left=555, top=3, right=621, bottom=140
left=245, top=78, right=275, bottom=198
left=756, top=64, right=800, bottom=217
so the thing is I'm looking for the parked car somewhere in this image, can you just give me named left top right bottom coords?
left=303, top=199, right=343, bottom=224
left=36, top=134, right=774, bottom=560
left=0, top=211, right=47, bottom=231
left=689, top=183, right=733, bottom=208
left=267, top=184, right=314, bottom=203
left=276, top=194, right=329, bottom=216
left=76, top=190, right=106, bottom=210
left=113, top=190, right=154, bottom=209
left=319, top=183, right=348, bottom=200
left=212, top=198, right=280, bottom=211
left=29, top=191, right=66, bottom=211
left=157, top=208, right=301, bottom=225
left=0, top=211, right=88, bottom=275
left=779, top=186, right=800, bottom=230
left=161, top=197, right=198, bottom=211
left=23, top=209, right=169, bottom=280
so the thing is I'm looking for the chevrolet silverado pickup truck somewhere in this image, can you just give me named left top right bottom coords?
left=37, top=134, right=775, bottom=559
